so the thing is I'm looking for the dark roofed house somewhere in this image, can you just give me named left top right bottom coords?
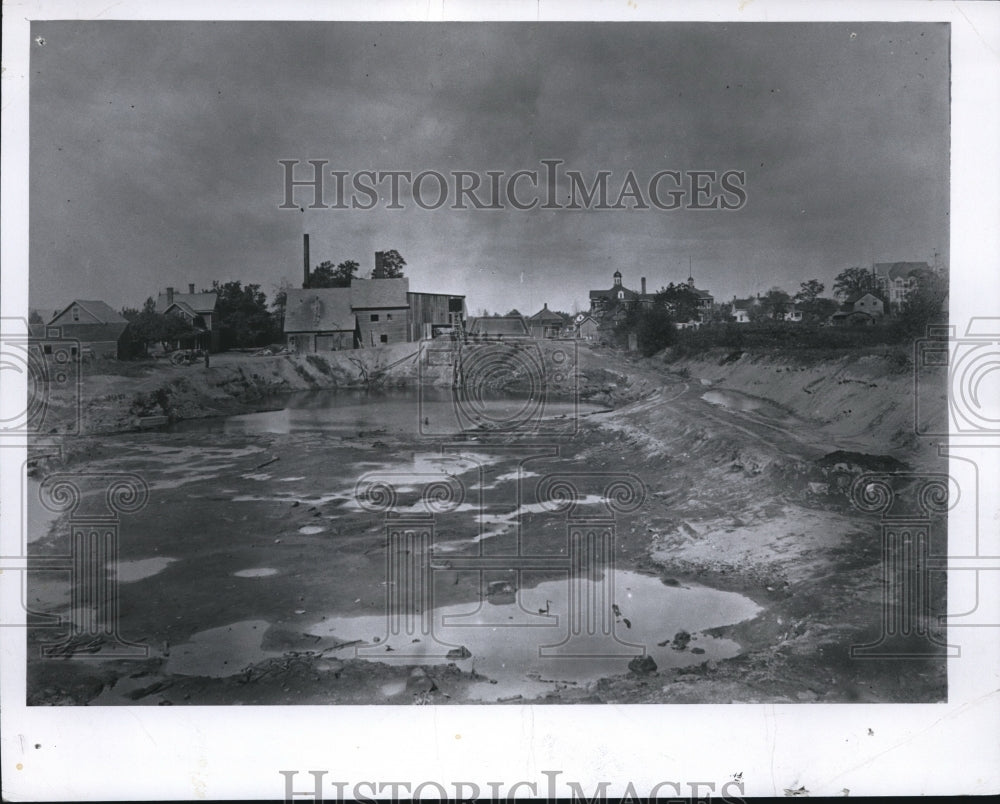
left=527, top=303, right=568, bottom=339
left=730, top=297, right=758, bottom=323
left=831, top=292, right=884, bottom=326
left=48, top=300, right=129, bottom=359
left=283, top=288, right=359, bottom=352
left=156, top=284, right=220, bottom=351
left=589, top=270, right=640, bottom=312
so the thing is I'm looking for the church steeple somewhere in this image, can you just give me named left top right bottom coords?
left=613, top=270, right=622, bottom=287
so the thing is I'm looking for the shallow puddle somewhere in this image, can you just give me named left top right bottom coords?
left=311, top=570, right=761, bottom=702
left=113, top=557, right=177, bottom=582
left=169, top=387, right=607, bottom=437
left=702, top=389, right=788, bottom=419
left=164, top=619, right=277, bottom=678
left=233, top=568, right=280, bottom=578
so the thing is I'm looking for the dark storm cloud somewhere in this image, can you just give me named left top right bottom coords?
left=30, top=21, right=948, bottom=316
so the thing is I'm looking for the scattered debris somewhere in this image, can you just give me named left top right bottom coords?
left=670, top=630, right=692, bottom=650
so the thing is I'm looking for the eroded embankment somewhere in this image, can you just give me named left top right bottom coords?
left=37, top=340, right=630, bottom=437
left=659, top=347, right=943, bottom=464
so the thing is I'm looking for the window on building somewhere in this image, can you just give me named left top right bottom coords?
left=370, top=314, right=379, bottom=322
left=386, top=314, right=392, bottom=320
left=380, top=334, right=388, bottom=343
left=72, top=306, right=80, bottom=322
left=618, top=291, right=624, bottom=299
left=43, top=345, right=52, bottom=355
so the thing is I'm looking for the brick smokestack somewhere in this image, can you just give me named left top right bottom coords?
left=303, top=233, right=310, bottom=289
left=188, top=283, right=195, bottom=294
left=166, top=287, right=174, bottom=305
left=375, top=251, right=385, bottom=278
left=641, top=277, right=646, bottom=295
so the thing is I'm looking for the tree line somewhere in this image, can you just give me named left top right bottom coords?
left=616, top=265, right=948, bottom=357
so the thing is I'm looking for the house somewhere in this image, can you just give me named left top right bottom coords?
left=844, top=292, right=884, bottom=318
left=873, top=261, right=929, bottom=313
left=351, top=278, right=410, bottom=347
left=466, top=316, right=530, bottom=339
left=730, top=297, right=757, bottom=323
left=589, top=271, right=641, bottom=312
left=47, top=300, right=129, bottom=359
left=406, top=291, right=467, bottom=341
left=831, top=292, right=885, bottom=326
left=684, top=276, right=714, bottom=312
left=527, top=303, right=568, bottom=339
left=155, top=284, right=220, bottom=351
left=283, top=288, right=359, bottom=353
left=574, top=313, right=600, bottom=341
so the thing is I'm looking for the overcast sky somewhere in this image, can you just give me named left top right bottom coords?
left=29, top=21, right=948, bottom=317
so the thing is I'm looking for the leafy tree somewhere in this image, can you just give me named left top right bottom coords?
left=759, top=287, right=793, bottom=320
left=833, top=266, right=882, bottom=301
left=506, top=308, right=522, bottom=317
left=271, top=278, right=293, bottom=333
left=309, top=259, right=359, bottom=288
left=795, top=279, right=825, bottom=304
left=373, top=249, right=406, bottom=279
left=655, top=283, right=701, bottom=323
left=211, top=280, right=277, bottom=349
left=800, top=297, right=838, bottom=324
left=28, top=310, right=44, bottom=326
left=120, top=297, right=198, bottom=356
left=615, top=296, right=676, bottom=356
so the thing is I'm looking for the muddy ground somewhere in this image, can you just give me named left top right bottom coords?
left=24, top=342, right=948, bottom=705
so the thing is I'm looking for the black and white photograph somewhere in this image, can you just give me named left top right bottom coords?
left=2, top=0, right=998, bottom=799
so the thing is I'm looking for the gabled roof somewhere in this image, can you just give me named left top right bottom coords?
left=873, top=262, right=930, bottom=281
left=164, top=300, right=201, bottom=320
left=284, top=288, right=357, bottom=333
left=467, top=316, right=529, bottom=337
left=731, top=297, right=756, bottom=311
left=155, top=292, right=218, bottom=314
left=844, top=292, right=882, bottom=306
left=49, top=299, right=127, bottom=326
left=350, top=278, right=410, bottom=309
left=528, top=304, right=566, bottom=323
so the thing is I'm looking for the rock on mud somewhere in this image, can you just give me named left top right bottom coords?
left=628, top=655, right=658, bottom=675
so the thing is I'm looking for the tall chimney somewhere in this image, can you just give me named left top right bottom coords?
left=188, top=283, right=195, bottom=294
left=375, top=251, right=385, bottom=278
left=641, top=277, right=647, bottom=295
left=166, top=287, right=174, bottom=305
left=303, top=234, right=310, bottom=289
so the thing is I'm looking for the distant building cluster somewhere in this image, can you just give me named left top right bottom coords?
left=32, top=252, right=939, bottom=361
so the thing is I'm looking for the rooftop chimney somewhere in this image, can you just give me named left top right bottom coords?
left=375, top=251, right=385, bottom=278
left=166, top=287, right=174, bottom=305
left=641, top=277, right=647, bottom=295
left=188, top=283, right=195, bottom=294
left=303, top=234, right=310, bottom=289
